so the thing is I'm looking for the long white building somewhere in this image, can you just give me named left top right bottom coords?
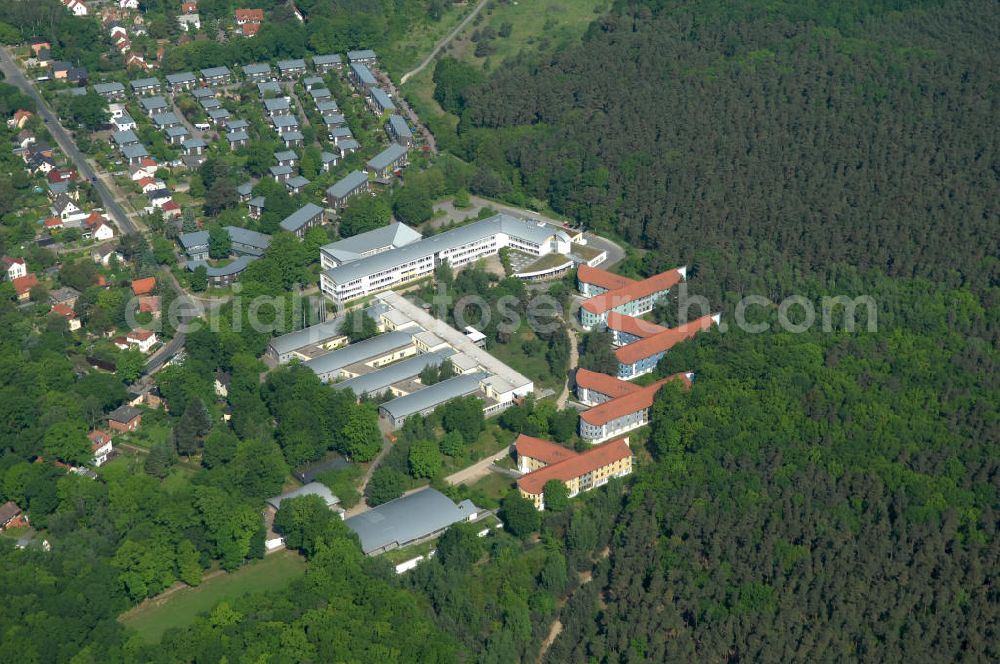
left=319, top=214, right=573, bottom=303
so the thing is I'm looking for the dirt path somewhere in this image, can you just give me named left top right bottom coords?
left=555, top=330, right=579, bottom=409
left=537, top=619, right=563, bottom=664
left=400, top=0, right=491, bottom=85
left=444, top=446, right=512, bottom=486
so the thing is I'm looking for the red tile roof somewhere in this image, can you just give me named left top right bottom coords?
left=517, top=437, right=632, bottom=495
left=577, top=265, right=636, bottom=292
left=605, top=311, right=668, bottom=339
left=579, top=378, right=670, bottom=427
left=514, top=434, right=577, bottom=466
left=241, top=22, right=261, bottom=36
left=131, top=277, right=156, bottom=295
left=2, top=256, right=25, bottom=269
left=44, top=217, right=63, bottom=228
left=581, top=267, right=685, bottom=315
left=615, top=314, right=718, bottom=365
left=138, top=296, right=160, bottom=313
left=50, top=303, right=76, bottom=318
left=88, top=430, right=111, bottom=450
left=12, top=273, right=39, bottom=296
left=235, top=8, right=264, bottom=22
left=128, top=328, right=155, bottom=341
left=574, top=368, right=640, bottom=400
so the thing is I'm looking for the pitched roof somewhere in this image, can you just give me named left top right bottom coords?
left=517, top=437, right=632, bottom=496
left=0, top=501, right=21, bottom=524
left=514, top=434, right=577, bottom=466
left=345, top=488, right=479, bottom=555
left=579, top=378, right=670, bottom=427
left=13, top=273, right=39, bottom=295
left=614, top=314, right=718, bottom=365
left=577, top=264, right=636, bottom=292
left=128, top=328, right=155, bottom=341
left=581, top=267, right=685, bottom=315
left=130, top=276, right=156, bottom=295
left=279, top=203, right=323, bottom=232
left=50, top=303, right=76, bottom=318
left=574, top=368, right=641, bottom=399
left=108, top=404, right=142, bottom=423
left=605, top=312, right=668, bottom=339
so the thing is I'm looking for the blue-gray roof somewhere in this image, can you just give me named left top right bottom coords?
left=153, top=112, right=180, bottom=126
left=320, top=221, right=422, bottom=264
left=131, top=77, right=160, bottom=90
left=303, top=331, right=414, bottom=380
left=112, top=129, right=139, bottom=145
left=274, top=150, right=297, bottom=162
left=208, top=108, right=230, bottom=120
left=201, top=66, right=231, bottom=79
left=388, top=114, right=412, bottom=138
left=183, top=137, right=207, bottom=149
left=242, top=63, right=271, bottom=76
left=286, top=176, right=310, bottom=189
left=369, top=87, right=394, bottom=111
left=94, top=82, right=124, bottom=94
left=258, top=81, right=282, bottom=96
left=225, top=225, right=271, bottom=253
left=249, top=196, right=265, bottom=208
left=237, top=182, right=253, bottom=196
left=272, top=115, right=298, bottom=128
left=166, top=72, right=196, bottom=85
left=367, top=142, right=407, bottom=171
left=165, top=125, right=189, bottom=137
left=227, top=130, right=249, bottom=142
left=322, top=113, right=346, bottom=126
left=263, top=97, right=290, bottom=112
left=322, top=214, right=570, bottom=287
left=279, top=202, right=323, bottom=232
left=316, top=100, right=338, bottom=113
left=309, top=87, right=331, bottom=99
left=338, top=139, right=360, bottom=152
left=187, top=255, right=257, bottom=276
left=228, top=118, right=249, bottom=130
left=329, top=127, right=352, bottom=138
left=192, top=87, right=215, bottom=99
left=312, top=54, right=342, bottom=66
left=335, top=349, right=455, bottom=397
left=345, top=488, right=480, bottom=555
left=270, top=164, right=293, bottom=177
left=277, top=59, right=306, bottom=71
left=349, top=62, right=377, bottom=87
left=379, top=372, right=486, bottom=422
left=321, top=151, right=338, bottom=164
left=121, top=143, right=149, bottom=159
left=325, top=170, right=368, bottom=199
left=303, top=76, right=324, bottom=88
left=347, top=49, right=377, bottom=62
left=282, top=131, right=304, bottom=143
left=178, top=230, right=209, bottom=251
left=140, top=96, right=168, bottom=110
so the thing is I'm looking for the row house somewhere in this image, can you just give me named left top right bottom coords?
left=94, top=82, right=126, bottom=100
left=242, top=62, right=272, bottom=82
left=130, top=77, right=161, bottom=96
left=201, top=66, right=231, bottom=86
left=325, top=170, right=369, bottom=209
left=312, top=53, right=342, bottom=72
left=277, top=59, right=306, bottom=79
left=166, top=71, right=197, bottom=93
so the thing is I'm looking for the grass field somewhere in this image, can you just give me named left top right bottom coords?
left=119, top=550, right=307, bottom=643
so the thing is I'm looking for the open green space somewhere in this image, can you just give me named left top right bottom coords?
left=119, top=550, right=307, bottom=643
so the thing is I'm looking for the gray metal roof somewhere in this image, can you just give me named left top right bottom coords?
left=94, top=82, right=124, bottom=94
left=277, top=59, right=306, bottom=71
left=347, top=49, right=377, bottom=61
left=272, top=114, right=298, bottom=128
left=187, top=255, right=257, bottom=276
left=388, top=114, right=412, bottom=138
left=183, top=137, right=207, bottom=149
left=191, top=87, right=215, bottom=99
left=303, top=331, right=414, bottom=380
left=379, top=372, right=486, bottom=421
left=274, top=150, right=297, bottom=162
left=369, top=87, right=394, bottom=111
left=121, top=143, right=149, bottom=159
left=312, top=54, right=342, bottom=66
left=321, top=151, right=338, bottom=164
left=242, top=63, right=271, bottom=75
left=153, top=112, right=180, bottom=126
left=338, top=139, right=360, bottom=152
left=320, top=221, right=422, bottom=264
left=228, top=119, right=249, bottom=130
left=325, top=170, right=368, bottom=199
left=286, top=176, right=310, bottom=189
left=303, top=76, right=323, bottom=87
left=322, top=113, right=346, bottom=126
left=112, top=129, right=138, bottom=145
left=201, top=98, right=221, bottom=111
left=258, top=81, right=282, bottom=95
left=201, top=66, right=231, bottom=79
left=166, top=72, right=196, bottom=84
left=345, top=488, right=480, bottom=555
left=237, top=182, right=253, bottom=196
left=367, top=142, right=407, bottom=171
left=280, top=202, right=323, bottom=232
left=282, top=131, right=304, bottom=143
left=322, top=214, right=568, bottom=286
left=130, top=77, right=160, bottom=90
left=178, top=230, right=209, bottom=250
left=309, top=87, right=331, bottom=99
left=208, top=108, right=230, bottom=120
left=329, top=127, right=352, bottom=138
left=227, top=130, right=249, bottom=142
left=270, top=164, right=293, bottom=177
left=225, top=225, right=271, bottom=252
left=249, top=196, right=265, bottom=208
left=265, top=481, right=339, bottom=510
left=165, top=125, right=189, bottom=137
left=140, top=96, right=167, bottom=110
left=349, top=62, right=376, bottom=87
left=335, top=349, right=455, bottom=397
left=316, top=100, right=338, bottom=113
left=269, top=317, right=346, bottom=356
left=263, top=97, right=289, bottom=112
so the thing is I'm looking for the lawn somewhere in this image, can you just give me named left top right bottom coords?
left=381, top=2, right=477, bottom=77
left=119, top=550, right=307, bottom=643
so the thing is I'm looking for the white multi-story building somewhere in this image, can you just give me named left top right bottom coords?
left=319, top=214, right=573, bottom=303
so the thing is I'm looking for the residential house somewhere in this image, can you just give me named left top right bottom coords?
left=88, top=431, right=113, bottom=466
left=139, top=296, right=161, bottom=317
left=139, top=95, right=168, bottom=115
left=84, top=213, right=115, bottom=241
left=269, top=164, right=293, bottom=182
left=387, top=114, right=413, bottom=146
left=126, top=328, right=158, bottom=353
left=165, top=125, right=190, bottom=145
left=177, top=13, right=201, bottom=31
left=258, top=80, right=282, bottom=97
left=234, top=8, right=264, bottom=26
left=182, top=137, right=207, bottom=156
left=325, top=170, right=369, bottom=209
left=312, top=53, right=342, bottom=72
left=263, top=97, right=290, bottom=116
left=121, top=143, right=150, bottom=165
left=248, top=196, right=265, bottom=219
left=112, top=111, right=137, bottom=132
left=274, top=150, right=298, bottom=167
left=200, top=66, right=231, bottom=86
left=349, top=62, right=377, bottom=90
left=328, top=126, right=353, bottom=144
left=227, top=118, right=249, bottom=132
left=347, top=49, right=377, bottom=65
left=302, top=76, right=323, bottom=90
left=152, top=111, right=182, bottom=129
left=181, top=1, right=198, bottom=13
left=50, top=303, right=81, bottom=331
left=51, top=194, right=82, bottom=221
left=309, top=87, right=332, bottom=104
left=131, top=276, right=156, bottom=295
left=338, top=139, right=359, bottom=158
left=271, top=114, right=298, bottom=134
left=165, top=71, right=197, bottom=93
left=112, top=128, right=140, bottom=148
left=67, top=67, right=88, bottom=86
left=2, top=257, right=28, bottom=281
left=191, top=86, right=215, bottom=101
left=285, top=175, right=309, bottom=195
left=49, top=286, right=81, bottom=309
left=242, top=62, right=272, bottom=82
left=0, top=501, right=27, bottom=531
left=236, top=181, right=254, bottom=202
left=226, top=130, right=249, bottom=149
left=62, top=0, right=89, bottom=16
left=207, top=108, right=230, bottom=126
left=281, top=131, right=304, bottom=148
left=107, top=404, right=142, bottom=433
left=12, top=274, right=38, bottom=302
left=91, top=243, right=122, bottom=266
left=7, top=110, right=34, bottom=129
left=277, top=59, right=306, bottom=79
left=367, top=87, right=395, bottom=115
left=366, top=142, right=408, bottom=180
left=279, top=202, right=324, bottom=237
left=320, top=151, right=338, bottom=172
left=316, top=99, right=338, bottom=115
left=130, top=77, right=161, bottom=96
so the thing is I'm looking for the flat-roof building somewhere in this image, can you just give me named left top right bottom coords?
left=320, top=221, right=422, bottom=270
left=303, top=330, right=416, bottom=383
left=334, top=349, right=455, bottom=399
left=379, top=372, right=487, bottom=428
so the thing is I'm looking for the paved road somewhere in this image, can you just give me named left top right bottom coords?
left=444, top=445, right=513, bottom=486
left=0, top=46, right=138, bottom=236
left=1, top=46, right=193, bottom=373
left=400, top=0, right=491, bottom=85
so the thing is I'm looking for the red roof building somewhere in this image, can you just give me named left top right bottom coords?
left=130, top=276, right=156, bottom=295
left=605, top=311, right=668, bottom=344
left=12, top=273, right=39, bottom=301
left=241, top=22, right=261, bottom=37
left=577, top=265, right=636, bottom=294
left=578, top=372, right=691, bottom=443
left=516, top=436, right=633, bottom=510
left=574, top=368, right=640, bottom=405
left=614, top=314, right=719, bottom=367
left=234, top=8, right=264, bottom=24
left=181, top=1, right=198, bottom=14
left=580, top=267, right=686, bottom=317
